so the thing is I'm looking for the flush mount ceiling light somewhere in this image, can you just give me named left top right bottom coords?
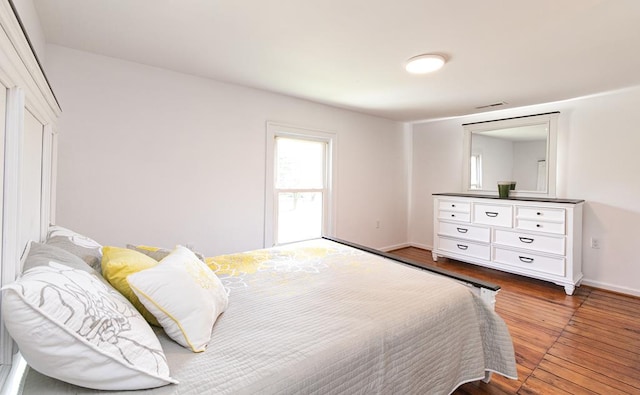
left=405, top=54, right=446, bottom=74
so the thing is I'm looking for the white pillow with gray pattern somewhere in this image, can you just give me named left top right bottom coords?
left=1, top=262, right=178, bottom=390
left=45, top=225, right=103, bottom=271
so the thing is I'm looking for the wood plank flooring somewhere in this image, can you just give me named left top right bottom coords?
left=389, top=247, right=640, bottom=395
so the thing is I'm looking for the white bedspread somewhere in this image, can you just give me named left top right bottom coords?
left=22, top=239, right=516, bottom=394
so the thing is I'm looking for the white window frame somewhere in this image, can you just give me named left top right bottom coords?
left=264, top=122, right=337, bottom=247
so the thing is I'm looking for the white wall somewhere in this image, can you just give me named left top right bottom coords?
left=45, top=45, right=408, bottom=255
left=410, top=85, right=640, bottom=296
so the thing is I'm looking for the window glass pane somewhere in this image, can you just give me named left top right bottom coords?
left=277, top=192, right=323, bottom=244
left=470, top=154, right=482, bottom=189
left=276, top=137, right=324, bottom=189
left=470, top=155, right=478, bottom=186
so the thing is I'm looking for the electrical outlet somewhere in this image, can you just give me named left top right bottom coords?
left=590, top=238, right=600, bottom=249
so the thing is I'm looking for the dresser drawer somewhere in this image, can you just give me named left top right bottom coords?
left=493, top=247, right=565, bottom=276
left=516, top=219, right=565, bottom=235
left=438, top=237, right=490, bottom=260
left=494, top=229, right=565, bottom=255
left=438, top=210, right=470, bottom=222
left=516, top=206, right=565, bottom=223
left=438, top=200, right=471, bottom=213
left=438, top=221, right=490, bottom=243
left=473, top=204, right=513, bottom=227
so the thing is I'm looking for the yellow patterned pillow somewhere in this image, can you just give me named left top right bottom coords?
left=101, top=246, right=160, bottom=326
left=127, top=246, right=229, bottom=352
left=135, top=245, right=159, bottom=251
left=127, top=244, right=206, bottom=262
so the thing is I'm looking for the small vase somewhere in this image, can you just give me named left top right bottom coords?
left=498, top=182, right=511, bottom=198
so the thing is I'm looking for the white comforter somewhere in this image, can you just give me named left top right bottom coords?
left=22, top=239, right=517, bottom=394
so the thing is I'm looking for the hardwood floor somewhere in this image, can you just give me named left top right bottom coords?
left=389, top=247, right=640, bottom=395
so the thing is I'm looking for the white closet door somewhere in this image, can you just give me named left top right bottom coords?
left=0, top=84, right=12, bottom=374
left=0, top=2, right=62, bottom=388
left=19, top=110, right=44, bottom=251
left=0, top=85, right=6, bottom=262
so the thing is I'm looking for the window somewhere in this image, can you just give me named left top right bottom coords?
left=275, top=137, right=325, bottom=244
left=265, top=123, right=336, bottom=246
left=470, top=153, right=482, bottom=189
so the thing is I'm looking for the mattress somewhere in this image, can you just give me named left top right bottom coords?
left=22, top=238, right=517, bottom=394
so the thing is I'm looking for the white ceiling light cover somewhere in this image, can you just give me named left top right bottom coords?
left=405, top=54, right=446, bottom=74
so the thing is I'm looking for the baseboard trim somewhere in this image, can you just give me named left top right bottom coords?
left=581, top=279, right=640, bottom=298
left=407, top=242, right=433, bottom=251
left=378, top=242, right=434, bottom=252
left=378, top=242, right=411, bottom=252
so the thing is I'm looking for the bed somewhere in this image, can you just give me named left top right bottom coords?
left=16, top=235, right=517, bottom=395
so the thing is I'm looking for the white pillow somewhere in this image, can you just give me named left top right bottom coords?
left=45, top=225, right=103, bottom=271
left=128, top=246, right=229, bottom=352
left=1, top=263, right=178, bottom=390
left=46, top=225, right=102, bottom=252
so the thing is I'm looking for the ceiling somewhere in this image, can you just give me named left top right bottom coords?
left=33, top=0, right=640, bottom=122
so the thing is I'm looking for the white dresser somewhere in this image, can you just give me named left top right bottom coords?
left=432, top=193, right=584, bottom=295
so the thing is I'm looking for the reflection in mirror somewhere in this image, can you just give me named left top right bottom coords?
left=470, top=124, right=548, bottom=191
left=462, top=112, right=559, bottom=198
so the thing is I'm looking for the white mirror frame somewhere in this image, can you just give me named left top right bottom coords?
left=462, top=112, right=559, bottom=198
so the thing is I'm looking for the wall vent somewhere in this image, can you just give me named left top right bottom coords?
left=475, top=101, right=508, bottom=109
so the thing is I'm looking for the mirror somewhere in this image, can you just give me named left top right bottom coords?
left=462, top=112, right=559, bottom=198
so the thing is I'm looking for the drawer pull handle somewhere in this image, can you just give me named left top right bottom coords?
left=456, top=228, right=468, bottom=233
left=536, top=224, right=542, bottom=228
left=519, top=237, right=534, bottom=244
left=519, top=256, right=534, bottom=263
left=457, top=244, right=469, bottom=250
left=451, top=204, right=456, bottom=208
left=536, top=212, right=542, bottom=216
left=485, top=211, right=499, bottom=217
left=451, top=214, right=456, bottom=218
